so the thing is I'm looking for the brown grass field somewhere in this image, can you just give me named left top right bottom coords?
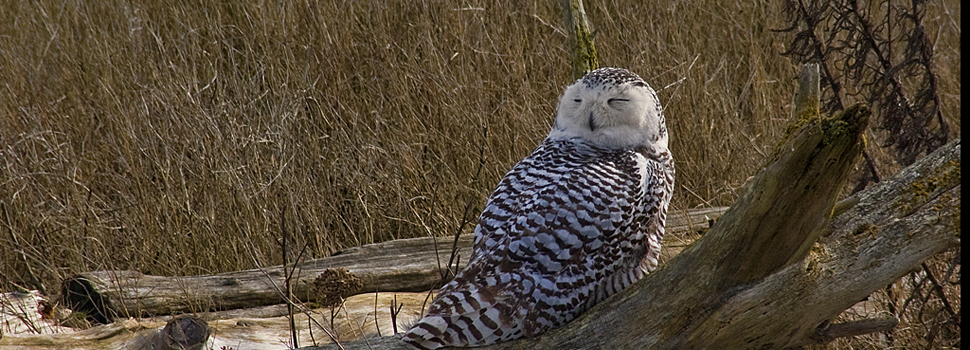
left=0, top=0, right=960, bottom=347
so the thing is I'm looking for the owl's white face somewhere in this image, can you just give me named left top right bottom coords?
left=548, top=68, right=667, bottom=150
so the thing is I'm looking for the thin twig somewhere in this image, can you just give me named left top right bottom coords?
left=920, top=262, right=959, bottom=326
left=280, top=203, right=300, bottom=349
left=390, top=294, right=403, bottom=335
left=373, top=290, right=381, bottom=337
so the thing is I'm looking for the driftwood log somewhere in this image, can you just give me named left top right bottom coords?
left=1, top=290, right=438, bottom=349
left=295, top=68, right=961, bottom=348
left=0, top=315, right=208, bottom=350
left=60, top=207, right=726, bottom=323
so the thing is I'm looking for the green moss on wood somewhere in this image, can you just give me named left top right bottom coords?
left=769, top=104, right=869, bottom=168
left=896, top=158, right=961, bottom=216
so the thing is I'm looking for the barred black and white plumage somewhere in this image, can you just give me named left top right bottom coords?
left=402, top=68, right=674, bottom=349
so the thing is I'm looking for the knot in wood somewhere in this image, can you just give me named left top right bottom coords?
left=313, top=268, right=363, bottom=308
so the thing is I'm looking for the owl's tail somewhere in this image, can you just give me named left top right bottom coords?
left=400, top=315, right=451, bottom=350
left=400, top=289, right=522, bottom=349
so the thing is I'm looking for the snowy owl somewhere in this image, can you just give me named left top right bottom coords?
left=402, top=67, right=674, bottom=349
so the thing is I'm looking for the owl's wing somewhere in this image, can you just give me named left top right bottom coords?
left=473, top=140, right=659, bottom=274
left=403, top=140, right=673, bottom=349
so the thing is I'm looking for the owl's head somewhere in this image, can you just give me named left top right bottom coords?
left=548, top=68, right=667, bottom=150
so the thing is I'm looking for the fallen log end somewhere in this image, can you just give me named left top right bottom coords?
left=61, top=275, right=114, bottom=324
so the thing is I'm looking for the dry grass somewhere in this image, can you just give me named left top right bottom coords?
left=0, top=0, right=960, bottom=347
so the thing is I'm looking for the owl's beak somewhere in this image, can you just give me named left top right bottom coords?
left=588, top=112, right=596, bottom=132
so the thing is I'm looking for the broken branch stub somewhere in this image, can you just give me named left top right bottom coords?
left=563, top=0, right=598, bottom=80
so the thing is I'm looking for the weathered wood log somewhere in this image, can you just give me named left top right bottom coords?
left=60, top=207, right=725, bottom=323
left=60, top=235, right=469, bottom=323
left=0, top=318, right=147, bottom=349
left=0, top=291, right=431, bottom=349
left=295, top=79, right=960, bottom=348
